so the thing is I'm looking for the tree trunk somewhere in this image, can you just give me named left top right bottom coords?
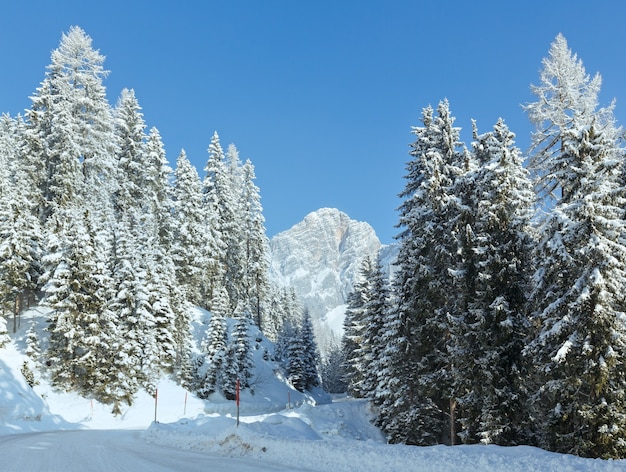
left=450, top=397, right=457, bottom=446
left=13, top=296, right=20, bottom=334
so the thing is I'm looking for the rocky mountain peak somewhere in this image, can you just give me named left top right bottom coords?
left=268, top=208, right=381, bottom=321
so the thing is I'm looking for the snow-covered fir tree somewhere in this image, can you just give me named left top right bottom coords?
left=23, top=321, right=42, bottom=386
left=196, top=286, right=230, bottom=398
left=143, top=127, right=176, bottom=252
left=25, top=321, right=41, bottom=361
left=378, top=100, right=466, bottom=445
left=220, top=344, right=239, bottom=401
left=449, top=119, right=535, bottom=446
left=285, top=327, right=308, bottom=393
left=172, top=150, right=211, bottom=306
left=526, top=118, right=626, bottom=458
left=524, top=33, right=610, bottom=204
left=299, top=308, right=320, bottom=390
left=320, top=340, right=348, bottom=394
left=113, top=97, right=191, bottom=381
left=142, top=128, right=188, bottom=373
left=203, top=132, right=238, bottom=310
left=0, top=115, right=42, bottom=330
left=358, top=256, right=390, bottom=401
left=525, top=36, right=626, bottom=459
left=230, top=302, right=254, bottom=390
left=108, top=214, right=157, bottom=401
left=25, top=26, right=117, bottom=228
left=113, top=88, right=147, bottom=218
left=238, top=158, right=270, bottom=328
left=43, top=209, right=117, bottom=401
left=342, top=256, right=374, bottom=398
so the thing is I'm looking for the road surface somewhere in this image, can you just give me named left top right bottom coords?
left=0, top=429, right=290, bottom=472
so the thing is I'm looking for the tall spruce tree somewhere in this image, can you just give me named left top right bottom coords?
left=113, top=88, right=147, bottom=218
left=0, top=115, right=42, bottom=329
left=24, top=28, right=130, bottom=406
left=524, top=33, right=610, bottom=204
left=108, top=214, right=157, bottom=400
left=379, top=100, right=466, bottom=445
left=526, top=117, right=626, bottom=458
left=197, top=286, right=230, bottom=398
left=239, top=159, right=269, bottom=328
left=525, top=36, right=626, bottom=459
left=299, top=308, right=320, bottom=390
left=449, top=119, right=535, bottom=445
left=43, top=209, right=114, bottom=398
left=285, top=325, right=307, bottom=393
left=142, top=128, right=183, bottom=373
left=230, top=302, right=254, bottom=390
left=25, top=26, right=117, bottom=227
left=358, top=256, right=390, bottom=400
left=220, top=344, right=239, bottom=401
left=172, top=150, right=210, bottom=306
left=342, top=257, right=373, bottom=398
left=202, top=132, right=229, bottom=309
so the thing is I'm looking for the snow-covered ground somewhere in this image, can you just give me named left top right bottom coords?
left=1, top=308, right=625, bottom=471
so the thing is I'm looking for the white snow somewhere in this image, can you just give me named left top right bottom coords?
left=319, top=303, right=347, bottom=337
left=553, top=339, right=573, bottom=363
left=1, top=308, right=624, bottom=471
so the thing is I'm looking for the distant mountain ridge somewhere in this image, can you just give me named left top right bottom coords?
left=268, top=208, right=391, bottom=325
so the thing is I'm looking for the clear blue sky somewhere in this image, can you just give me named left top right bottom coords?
left=1, top=1, right=625, bottom=244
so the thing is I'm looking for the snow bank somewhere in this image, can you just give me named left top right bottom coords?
left=0, top=343, right=72, bottom=434
left=145, top=399, right=625, bottom=472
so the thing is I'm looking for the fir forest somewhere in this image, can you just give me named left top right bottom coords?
left=2, top=26, right=626, bottom=461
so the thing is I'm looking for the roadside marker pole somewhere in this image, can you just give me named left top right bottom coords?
left=154, top=388, right=158, bottom=423
left=184, top=391, right=188, bottom=416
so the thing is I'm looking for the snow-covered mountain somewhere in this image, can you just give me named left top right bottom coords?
left=268, top=208, right=382, bottom=321
left=268, top=208, right=399, bottom=352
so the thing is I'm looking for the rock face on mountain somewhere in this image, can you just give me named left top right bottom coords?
left=268, top=208, right=382, bottom=320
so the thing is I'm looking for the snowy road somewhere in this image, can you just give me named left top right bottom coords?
left=2, top=426, right=625, bottom=472
left=0, top=430, right=289, bottom=472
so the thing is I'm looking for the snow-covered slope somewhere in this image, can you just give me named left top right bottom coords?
left=0, top=306, right=329, bottom=435
left=268, top=208, right=381, bottom=320
left=0, top=342, right=63, bottom=434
